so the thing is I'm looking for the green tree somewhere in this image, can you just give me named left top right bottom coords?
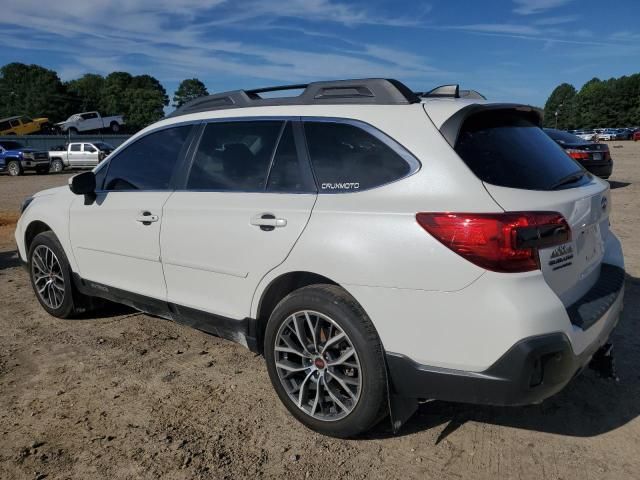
left=123, top=88, right=167, bottom=130
left=100, top=71, right=134, bottom=116
left=544, top=74, right=640, bottom=129
left=574, top=78, right=608, bottom=128
left=172, top=78, right=208, bottom=107
left=543, top=83, right=577, bottom=129
left=98, top=72, right=168, bottom=130
left=0, top=62, right=75, bottom=121
left=65, top=73, right=105, bottom=112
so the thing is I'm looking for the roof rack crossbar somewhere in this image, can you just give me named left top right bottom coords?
left=168, top=78, right=421, bottom=118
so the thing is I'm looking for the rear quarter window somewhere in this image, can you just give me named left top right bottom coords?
left=455, top=110, right=589, bottom=191
left=303, top=120, right=417, bottom=193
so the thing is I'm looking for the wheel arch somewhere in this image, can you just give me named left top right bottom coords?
left=252, top=271, right=339, bottom=353
left=24, top=220, right=53, bottom=254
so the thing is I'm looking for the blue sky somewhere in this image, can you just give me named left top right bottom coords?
left=1, top=0, right=639, bottom=107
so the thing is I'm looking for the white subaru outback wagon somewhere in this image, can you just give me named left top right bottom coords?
left=16, top=79, right=625, bottom=437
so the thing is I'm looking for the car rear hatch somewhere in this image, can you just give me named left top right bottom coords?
left=434, top=104, right=610, bottom=307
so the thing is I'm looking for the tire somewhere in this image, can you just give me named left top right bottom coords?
left=264, top=284, right=387, bottom=438
left=7, top=160, right=22, bottom=176
left=50, top=158, right=64, bottom=173
left=110, top=121, right=120, bottom=133
left=28, top=231, right=90, bottom=318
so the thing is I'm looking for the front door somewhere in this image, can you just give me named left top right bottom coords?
left=69, top=124, right=194, bottom=304
left=160, top=120, right=317, bottom=320
left=67, top=143, right=84, bottom=167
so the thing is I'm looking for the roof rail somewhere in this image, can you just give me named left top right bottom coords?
left=168, top=78, right=421, bottom=117
left=459, top=89, right=487, bottom=100
left=417, top=84, right=460, bottom=99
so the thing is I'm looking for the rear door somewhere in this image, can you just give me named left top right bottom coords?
left=160, top=119, right=317, bottom=320
left=453, top=109, right=609, bottom=306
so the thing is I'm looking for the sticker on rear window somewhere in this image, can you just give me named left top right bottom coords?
left=321, top=182, right=360, bottom=190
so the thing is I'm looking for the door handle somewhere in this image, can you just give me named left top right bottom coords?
left=251, top=213, right=287, bottom=231
left=136, top=211, right=159, bottom=225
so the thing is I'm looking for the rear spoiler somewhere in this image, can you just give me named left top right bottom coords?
left=438, top=103, right=543, bottom=147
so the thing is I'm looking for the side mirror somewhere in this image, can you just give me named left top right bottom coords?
left=68, top=171, right=96, bottom=196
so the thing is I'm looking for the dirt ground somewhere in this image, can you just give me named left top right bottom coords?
left=0, top=144, right=639, bottom=480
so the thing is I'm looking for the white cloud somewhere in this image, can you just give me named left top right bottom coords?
left=447, top=23, right=541, bottom=36
left=0, top=1, right=445, bottom=92
left=609, top=31, right=640, bottom=42
left=513, top=0, right=573, bottom=15
left=532, top=14, right=579, bottom=25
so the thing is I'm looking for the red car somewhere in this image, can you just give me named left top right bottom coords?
left=633, top=130, right=640, bottom=141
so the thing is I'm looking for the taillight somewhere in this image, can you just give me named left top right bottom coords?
left=416, top=212, right=571, bottom=273
left=565, top=148, right=589, bottom=160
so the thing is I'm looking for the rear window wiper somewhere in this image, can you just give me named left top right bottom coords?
left=548, top=171, right=586, bottom=190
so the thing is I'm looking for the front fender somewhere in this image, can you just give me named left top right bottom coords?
left=15, top=190, right=76, bottom=270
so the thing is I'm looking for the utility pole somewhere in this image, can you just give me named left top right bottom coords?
left=554, top=103, right=563, bottom=129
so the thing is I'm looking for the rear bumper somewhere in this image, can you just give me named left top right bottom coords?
left=386, top=264, right=624, bottom=406
left=583, top=162, right=612, bottom=178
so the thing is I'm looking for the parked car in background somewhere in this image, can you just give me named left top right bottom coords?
left=0, top=140, right=51, bottom=176
left=16, top=78, right=624, bottom=437
left=633, top=130, right=640, bottom=141
left=544, top=129, right=612, bottom=179
left=575, top=129, right=596, bottom=141
left=598, top=129, right=620, bottom=141
left=48, top=142, right=115, bottom=172
left=0, top=115, right=53, bottom=135
left=614, top=128, right=632, bottom=140
left=56, top=112, right=125, bottom=135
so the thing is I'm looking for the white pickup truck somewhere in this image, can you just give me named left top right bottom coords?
left=48, top=141, right=115, bottom=172
left=56, top=111, right=125, bottom=134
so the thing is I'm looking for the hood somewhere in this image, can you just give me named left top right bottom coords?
left=3, top=147, right=43, bottom=154
left=33, top=186, right=67, bottom=198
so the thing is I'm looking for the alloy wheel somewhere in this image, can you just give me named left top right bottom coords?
left=274, top=310, right=362, bottom=421
left=31, top=245, right=65, bottom=309
left=8, top=162, right=19, bottom=176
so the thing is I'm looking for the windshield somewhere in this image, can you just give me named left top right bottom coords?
left=455, top=110, right=589, bottom=191
left=544, top=128, right=589, bottom=145
left=93, top=142, right=114, bottom=150
left=0, top=141, right=24, bottom=150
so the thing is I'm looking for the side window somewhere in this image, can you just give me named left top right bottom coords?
left=0, top=121, right=10, bottom=131
left=104, top=125, right=191, bottom=191
left=187, top=121, right=282, bottom=191
left=83, top=144, right=97, bottom=153
left=266, top=123, right=315, bottom=193
left=70, top=144, right=81, bottom=152
left=81, top=112, right=98, bottom=120
left=10, top=119, right=20, bottom=128
left=303, top=121, right=413, bottom=193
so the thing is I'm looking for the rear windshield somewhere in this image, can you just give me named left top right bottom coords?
left=455, top=110, right=589, bottom=190
left=544, top=128, right=589, bottom=145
